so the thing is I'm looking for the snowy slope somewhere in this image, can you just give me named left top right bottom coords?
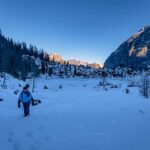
left=0, top=76, right=150, bottom=150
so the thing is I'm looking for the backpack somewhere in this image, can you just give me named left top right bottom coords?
left=21, top=91, right=30, bottom=98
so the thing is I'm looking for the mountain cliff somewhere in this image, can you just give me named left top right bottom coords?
left=104, top=26, right=150, bottom=69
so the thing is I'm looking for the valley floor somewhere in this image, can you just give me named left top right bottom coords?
left=0, top=76, right=150, bottom=150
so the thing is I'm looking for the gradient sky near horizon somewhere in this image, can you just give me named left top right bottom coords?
left=0, top=0, right=150, bottom=64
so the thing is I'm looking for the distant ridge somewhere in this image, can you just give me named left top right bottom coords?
left=49, top=53, right=102, bottom=69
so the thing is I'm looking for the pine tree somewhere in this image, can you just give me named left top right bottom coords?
left=101, top=70, right=107, bottom=90
left=48, top=67, right=53, bottom=76
left=140, top=74, right=150, bottom=99
left=41, top=61, right=46, bottom=74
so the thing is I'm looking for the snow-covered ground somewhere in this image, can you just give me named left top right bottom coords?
left=0, top=76, right=150, bottom=150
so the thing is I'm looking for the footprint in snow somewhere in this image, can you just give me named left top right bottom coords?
left=26, top=130, right=33, bottom=138
left=13, top=141, right=21, bottom=150
left=121, top=107, right=128, bottom=111
left=8, top=137, right=13, bottom=143
left=29, top=144, right=37, bottom=150
left=139, top=110, right=145, bottom=114
left=8, top=131, right=14, bottom=143
left=38, top=126, right=44, bottom=130
left=8, top=131, right=14, bottom=137
left=44, top=136, right=51, bottom=141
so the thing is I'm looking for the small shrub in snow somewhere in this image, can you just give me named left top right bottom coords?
left=127, top=80, right=138, bottom=87
left=44, top=85, right=48, bottom=89
left=1, top=84, right=7, bottom=89
left=59, top=85, right=63, bottom=89
left=106, top=83, right=111, bottom=86
left=0, top=98, right=3, bottom=101
left=110, top=85, right=118, bottom=88
left=14, top=90, right=19, bottom=95
left=97, top=81, right=103, bottom=86
left=125, top=88, right=129, bottom=93
left=83, top=84, right=87, bottom=87
left=139, top=110, right=145, bottom=114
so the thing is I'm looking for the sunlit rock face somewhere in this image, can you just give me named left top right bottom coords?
left=49, top=53, right=102, bottom=68
left=88, top=63, right=102, bottom=69
left=104, top=25, right=150, bottom=69
left=49, top=53, right=64, bottom=63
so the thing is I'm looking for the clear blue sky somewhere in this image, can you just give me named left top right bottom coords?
left=0, top=0, right=150, bottom=64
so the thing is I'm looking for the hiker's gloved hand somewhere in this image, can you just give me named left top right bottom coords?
left=18, top=104, right=20, bottom=108
left=31, top=99, right=34, bottom=106
left=18, top=100, right=21, bottom=108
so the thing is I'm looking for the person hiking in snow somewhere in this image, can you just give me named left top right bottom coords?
left=18, top=86, right=33, bottom=117
left=25, top=83, right=42, bottom=106
left=25, top=84, right=35, bottom=106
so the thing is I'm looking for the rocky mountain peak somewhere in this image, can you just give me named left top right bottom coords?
left=104, top=25, right=150, bottom=69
